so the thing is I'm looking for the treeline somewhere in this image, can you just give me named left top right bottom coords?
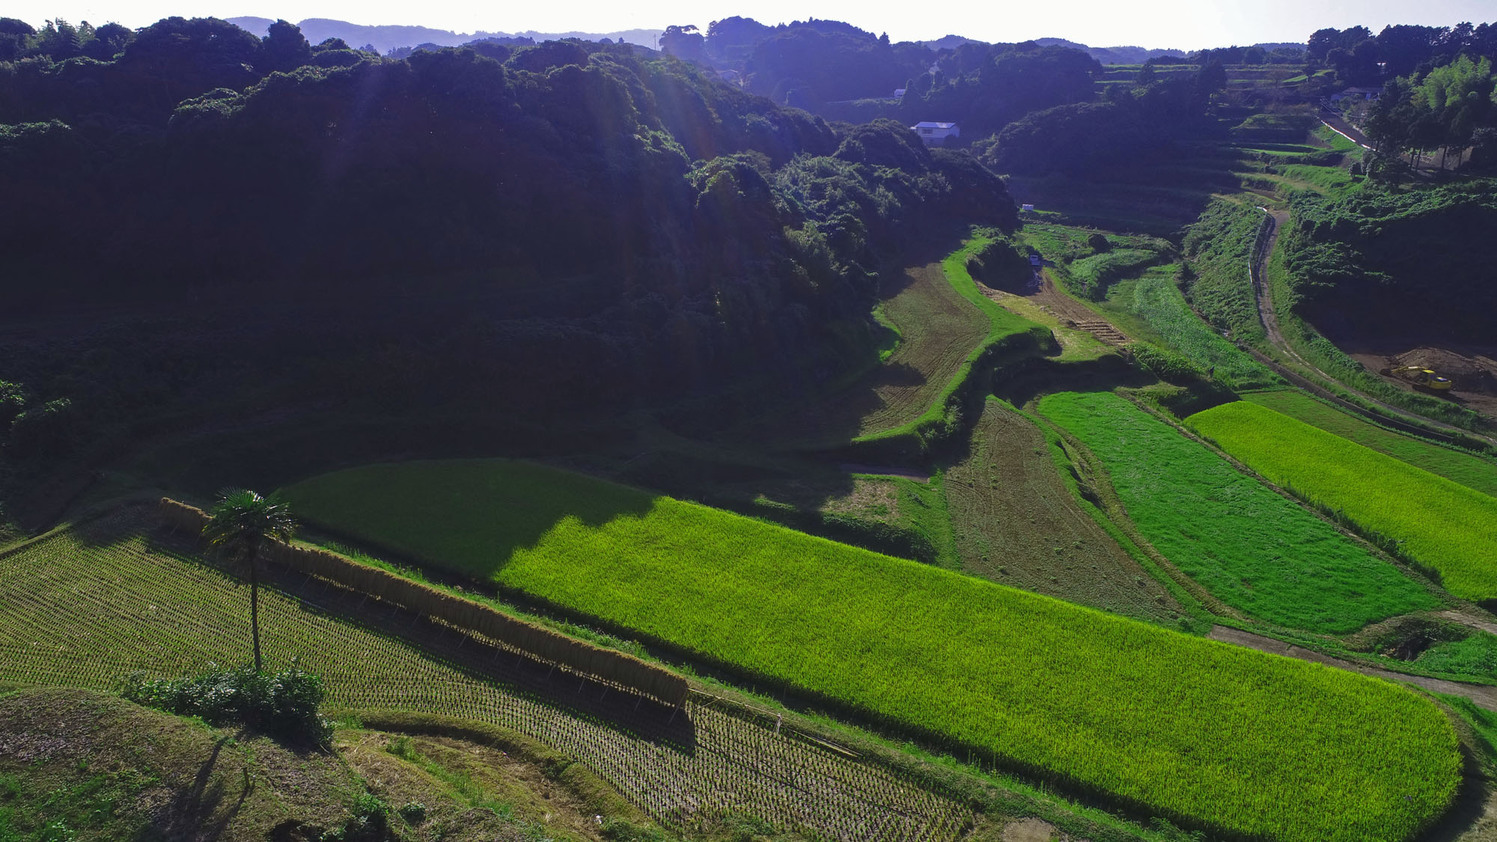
left=974, top=62, right=1226, bottom=176
left=1364, top=55, right=1497, bottom=171
left=1309, top=22, right=1497, bottom=86
left=1280, top=182, right=1497, bottom=343
left=0, top=18, right=1018, bottom=495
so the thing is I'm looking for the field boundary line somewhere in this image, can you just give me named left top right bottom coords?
left=1209, top=625, right=1497, bottom=711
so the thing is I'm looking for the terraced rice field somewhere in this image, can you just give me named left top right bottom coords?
left=1038, top=391, right=1439, bottom=632
left=286, top=459, right=1462, bottom=842
left=942, top=398, right=1181, bottom=625
left=1242, top=389, right=1497, bottom=498
left=1189, top=401, right=1497, bottom=601
left=0, top=508, right=970, bottom=842
left=854, top=256, right=992, bottom=436
left=754, top=237, right=1041, bottom=446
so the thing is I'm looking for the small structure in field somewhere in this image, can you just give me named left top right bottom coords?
left=1329, top=86, right=1381, bottom=104
left=910, top=121, right=959, bottom=146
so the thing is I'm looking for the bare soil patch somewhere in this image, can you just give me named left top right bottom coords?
left=1002, top=817, right=1060, bottom=841
left=943, top=399, right=1181, bottom=624
left=1346, top=344, right=1497, bottom=424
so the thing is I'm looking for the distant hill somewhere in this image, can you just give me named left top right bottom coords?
left=1032, top=38, right=1186, bottom=64
left=226, top=16, right=663, bottom=54
left=920, top=35, right=983, bottom=51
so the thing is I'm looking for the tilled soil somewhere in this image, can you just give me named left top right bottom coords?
left=944, top=399, right=1182, bottom=625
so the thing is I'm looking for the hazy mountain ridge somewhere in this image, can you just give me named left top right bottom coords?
left=227, top=16, right=663, bottom=53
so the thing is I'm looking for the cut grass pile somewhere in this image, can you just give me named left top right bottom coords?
left=1188, top=401, right=1497, bottom=601
left=1037, top=392, right=1438, bottom=633
left=286, top=459, right=1462, bottom=842
left=1100, top=266, right=1279, bottom=390
left=941, top=398, right=1182, bottom=625
left=0, top=509, right=965, bottom=841
left=1242, top=389, right=1497, bottom=498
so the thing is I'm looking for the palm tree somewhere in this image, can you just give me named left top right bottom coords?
left=204, top=488, right=296, bottom=672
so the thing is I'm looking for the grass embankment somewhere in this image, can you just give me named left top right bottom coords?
left=0, top=510, right=960, bottom=841
left=0, top=687, right=611, bottom=842
left=1016, top=224, right=1171, bottom=300
left=1037, top=392, right=1439, bottom=633
left=286, top=459, right=1461, bottom=842
left=1099, top=266, right=1279, bottom=390
left=1181, top=198, right=1267, bottom=345
left=1243, top=389, right=1497, bottom=497
left=852, top=236, right=1047, bottom=448
left=942, top=398, right=1182, bottom=625
left=0, top=687, right=362, bottom=841
left=1188, top=401, right=1497, bottom=601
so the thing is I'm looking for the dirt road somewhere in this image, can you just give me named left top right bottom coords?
left=1246, top=206, right=1497, bottom=448
left=1209, top=625, right=1497, bottom=711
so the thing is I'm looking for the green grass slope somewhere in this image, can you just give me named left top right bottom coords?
left=1037, top=391, right=1438, bottom=632
left=1188, top=401, right=1497, bottom=601
left=286, top=459, right=1461, bottom=842
left=0, top=686, right=359, bottom=841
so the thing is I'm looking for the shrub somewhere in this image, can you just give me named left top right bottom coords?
left=122, top=662, right=332, bottom=745
left=397, top=801, right=427, bottom=824
left=1130, top=341, right=1205, bottom=384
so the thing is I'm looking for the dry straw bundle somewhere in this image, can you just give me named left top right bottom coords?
left=158, top=498, right=687, bottom=706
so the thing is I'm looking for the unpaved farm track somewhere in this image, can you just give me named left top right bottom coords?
left=1247, top=207, right=1497, bottom=450
left=1209, top=626, right=1497, bottom=711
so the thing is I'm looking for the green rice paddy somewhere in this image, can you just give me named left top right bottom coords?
left=1188, top=401, right=1497, bottom=601
left=286, top=459, right=1460, bottom=842
left=1242, top=389, right=1497, bottom=498
left=1037, top=391, right=1437, bottom=632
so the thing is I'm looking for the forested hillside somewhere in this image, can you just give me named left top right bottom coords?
left=0, top=17, right=1023, bottom=520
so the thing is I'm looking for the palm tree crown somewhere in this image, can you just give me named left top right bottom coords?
left=204, top=488, right=296, bottom=560
left=204, top=488, right=296, bottom=672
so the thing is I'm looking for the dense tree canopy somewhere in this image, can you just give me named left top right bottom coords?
left=0, top=17, right=1020, bottom=495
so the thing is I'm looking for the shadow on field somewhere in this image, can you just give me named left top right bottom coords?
left=1419, top=764, right=1493, bottom=842
left=207, top=531, right=702, bottom=752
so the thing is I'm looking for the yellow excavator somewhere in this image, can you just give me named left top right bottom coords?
left=1381, top=365, right=1453, bottom=391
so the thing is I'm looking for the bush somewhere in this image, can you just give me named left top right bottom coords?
left=397, top=801, right=427, bottom=824
left=122, top=662, right=332, bottom=745
left=1131, top=341, right=1206, bottom=384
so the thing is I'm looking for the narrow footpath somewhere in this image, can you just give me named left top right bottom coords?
left=1209, top=625, right=1497, bottom=711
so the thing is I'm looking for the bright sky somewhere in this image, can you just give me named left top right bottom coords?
left=10, top=0, right=1496, bottom=50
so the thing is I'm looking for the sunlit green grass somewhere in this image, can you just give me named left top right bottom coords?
left=1243, top=390, right=1497, bottom=498
left=1039, top=392, right=1437, bottom=632
left=286, top=459, right=1461, bottom=842
left=1189, top=401, right=1497, bottom=600
left=1100, top=266, right=1279, bottom=390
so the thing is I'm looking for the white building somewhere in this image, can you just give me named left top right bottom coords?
left=910, top=121, right=959, bottom=147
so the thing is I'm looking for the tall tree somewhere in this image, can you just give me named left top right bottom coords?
left=204, top=489, right=296, bottom=672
